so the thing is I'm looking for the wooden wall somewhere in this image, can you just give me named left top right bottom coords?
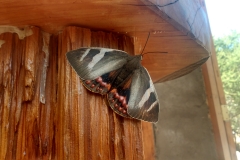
left=0, top=26, right=155, bottom=159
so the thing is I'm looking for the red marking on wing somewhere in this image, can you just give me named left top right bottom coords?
left=108, top=90, right=129, bottom=117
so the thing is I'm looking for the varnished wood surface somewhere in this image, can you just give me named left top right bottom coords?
left=0, top=0, right=210, bottom=82
left=0, top=26, right=156, bottom=159
left=142, top=122, right=155, bottom=159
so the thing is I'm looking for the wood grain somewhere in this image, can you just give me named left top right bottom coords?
left=0, top=26, right=155, bottom=159
left=0, top=0, right=210, bottom=82
left=142, top=122, right=155, bottom=160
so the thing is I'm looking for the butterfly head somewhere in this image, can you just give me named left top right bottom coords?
left=133, top=54, right=143, bottom=62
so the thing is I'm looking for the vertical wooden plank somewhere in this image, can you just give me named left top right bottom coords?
left=202, top=60, right=234, bottom=160
left=0, top=32, right=14, bottom=160
left=202, top=32, right=237, bottom=160
left=57, top=28, right=144, bottom=159
left=202, top=62, right=230, bottom=160
left=225, top=121, right=238, bottom=160
left=142, top=122, right=155, bottom=159
left=57, top=26, right=93, bottom=159
left=208, top=32, right=237, bottom=160
left=0, top=27, right=45, bottom=159
left=24, top=27, right=43, bottom=160
left=0, top=27, right=54, bottom=160
left=10, top=33, right=26, bottom=160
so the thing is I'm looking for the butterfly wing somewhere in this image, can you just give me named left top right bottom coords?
left=128, top=66, right=160, bottom=122
left=66, top=47, right=130, bottom=94
left=67, top=47, right=159, bottom=122
left=127, top=67, right=159, bottom=122
left=107, top=66, right=159, bottom=123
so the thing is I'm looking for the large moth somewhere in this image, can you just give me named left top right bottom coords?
left=66, top=47, right=159, bottom=123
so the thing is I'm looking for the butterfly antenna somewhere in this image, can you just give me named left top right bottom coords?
left=141, top=32, right=150, bottom=56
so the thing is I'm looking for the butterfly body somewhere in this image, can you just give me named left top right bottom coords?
left=66, top=47, right=159, bottom=123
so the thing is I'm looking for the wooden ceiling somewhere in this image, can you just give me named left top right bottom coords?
left=0, top=0, right=211, bottom=82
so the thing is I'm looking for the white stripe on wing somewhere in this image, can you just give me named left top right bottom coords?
left=138, top=80, right=154, bottom=108
left=80, top=48, right=90, bottom=61
left=88, top=48, right=113, bottom=69
left=147, top=101, right=158, bottom=112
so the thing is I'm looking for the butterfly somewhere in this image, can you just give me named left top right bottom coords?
left=66, top=47, right=159, bottom=123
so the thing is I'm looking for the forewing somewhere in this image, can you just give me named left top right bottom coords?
left=66, top=47, right=129, bottom=80
left=66, top=47, right=129, bottom=95
left=127, top=67, right=159, bottom=122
